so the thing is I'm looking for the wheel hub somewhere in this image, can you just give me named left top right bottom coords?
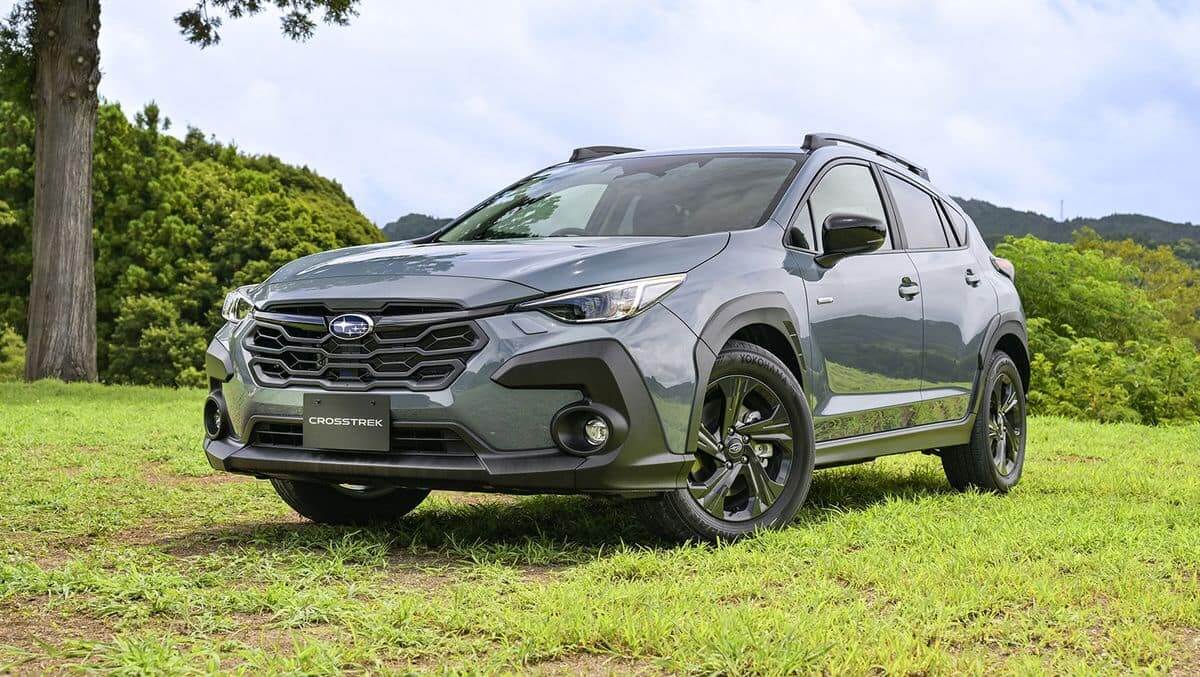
left=724, top=435, right=747, bottom=460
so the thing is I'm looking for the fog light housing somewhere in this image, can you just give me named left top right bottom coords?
left=204, top=393, right=229, bottom=439
left=550, top=403, right=627, bottom=456
left=584, top=417, right=610, bottom=446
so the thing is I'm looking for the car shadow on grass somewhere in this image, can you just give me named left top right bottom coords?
left=154, top=461, right=953, bottom=566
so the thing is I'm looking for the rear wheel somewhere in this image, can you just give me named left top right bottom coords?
left=640, top=341, right=814, bottom=542
left=270, top=479, right=429, bottom=525
left=941, top=351, right=1027, bottom=492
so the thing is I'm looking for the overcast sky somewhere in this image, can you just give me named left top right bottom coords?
left=59, top=1, right=1200, bottom=225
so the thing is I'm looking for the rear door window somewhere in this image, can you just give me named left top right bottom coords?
left=884, top=174, right=949, bottom=249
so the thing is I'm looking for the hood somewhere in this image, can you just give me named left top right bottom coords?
left=264, top=233, right=729, bottom=301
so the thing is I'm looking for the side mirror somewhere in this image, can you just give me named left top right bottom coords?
left=816, top=213, right=887, bottom=267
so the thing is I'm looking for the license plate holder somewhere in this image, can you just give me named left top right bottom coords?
left=303, top=393, right=390, bottom=452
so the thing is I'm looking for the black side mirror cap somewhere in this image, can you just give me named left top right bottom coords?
left=816, top=213, right=887, bottom=267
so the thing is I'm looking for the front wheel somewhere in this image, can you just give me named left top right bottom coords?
left=270, top=479, right=430, bottom=525
left=640, top=340, right=815, bottom=542
left=940, top=351, right=1027, bottom=493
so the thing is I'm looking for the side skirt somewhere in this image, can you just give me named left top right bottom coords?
left=813, top=413, right=975, bottom=469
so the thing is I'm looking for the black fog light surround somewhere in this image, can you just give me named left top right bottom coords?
left=551, top=403, right=627, bottom=456
left=204, top=393, right=230, bottom=439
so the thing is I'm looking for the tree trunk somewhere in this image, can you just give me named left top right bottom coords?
left=25, top=0, right=100, bottom=382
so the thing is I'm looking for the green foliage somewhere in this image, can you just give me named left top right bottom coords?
left=0, top=1, right=34, bottom=106
left=175, top=0, right=361, bottom=48
left=0, top=324, right=22, bottom=381
left=0, top=99, right=383, bottom=386
left=995, top=235, right=1171, bottom=344
left=999, top=236, right=1200, bottom=424
left=1072, top=227, right=1200, bottom=346
left=106, top=296, right=208, bottom=388
left=0, top=109, right=33, bottom=332
left=1028, top=320, right=1200, bottom=425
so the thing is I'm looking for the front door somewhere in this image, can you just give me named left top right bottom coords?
left=785, top=162, right=925, bottom=441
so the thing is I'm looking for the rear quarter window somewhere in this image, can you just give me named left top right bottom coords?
left=941, top=202, right=968, bottom=246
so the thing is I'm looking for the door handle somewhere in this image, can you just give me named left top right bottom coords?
left=965, top=269, right=981, bottom=286
left=898, top=279, right=921, bottom=299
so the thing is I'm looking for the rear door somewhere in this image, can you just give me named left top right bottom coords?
left=784, top=161, right=925, bottom=441
left=881, top=171, right=994, bottom=424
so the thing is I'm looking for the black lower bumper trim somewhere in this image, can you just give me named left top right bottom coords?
left=205, top=434, right=688, bottom=494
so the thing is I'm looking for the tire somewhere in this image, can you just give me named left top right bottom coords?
left=941, top=350, right=1027, bottom=493
left=639, top=340, right=815, bottom=542
left=270, top=479, right=430, bottom=525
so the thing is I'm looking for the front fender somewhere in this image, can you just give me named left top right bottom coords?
left=683, top=294, right=806, bottom=455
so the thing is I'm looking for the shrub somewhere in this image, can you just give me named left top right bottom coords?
left=1028, top=320, right=1200, bottom=424
left=106, top=296, right=207, bottom=388
left=0, top=324, right=22, bottom=381
left=995, top=236, right=1170, bottom=345
left=1004, top=236, right=1200, bottom=425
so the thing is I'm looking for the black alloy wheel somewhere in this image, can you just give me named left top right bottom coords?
left=638, top=340, right=814, bottom=542
left=941, top=351, right=1027, bottom=493
left=987, top=371, right=1024, bottom=476
left=689, top=374, right=796, bottom=521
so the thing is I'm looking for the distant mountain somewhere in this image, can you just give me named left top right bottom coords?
left=381, top=200, right=1200, bottom=265
left=954, top=197, right=1198, bottom=248
left=381, top=213, right=451, bottom=241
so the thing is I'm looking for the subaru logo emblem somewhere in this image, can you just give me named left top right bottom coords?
left=329, top=313, right=373, bottom=340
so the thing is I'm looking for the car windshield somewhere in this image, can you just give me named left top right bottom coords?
left=437, top=153, right=802, bottom=241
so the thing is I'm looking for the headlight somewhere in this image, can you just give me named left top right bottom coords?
left=517, top=274, right=685, bottom=323
left=221, top=285, right=258, bottom=324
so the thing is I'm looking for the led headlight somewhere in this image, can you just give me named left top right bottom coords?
left=221, top=285, right=258, bottom=324
left=517, top=274, right=685, bottom=323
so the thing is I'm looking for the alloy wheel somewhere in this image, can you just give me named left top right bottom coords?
left=688, top=374, right=795, bottom=522
left=987, top=372, right=1023, bottom=476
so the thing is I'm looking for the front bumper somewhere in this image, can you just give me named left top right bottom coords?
left=204, top=305, right=702, bottom=493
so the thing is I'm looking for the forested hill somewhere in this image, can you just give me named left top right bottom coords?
left=382, top=213, right=451, bottom=241
left=955, top=197, right=1199, bottom=247
left=0, top=100, right=382, bottom=386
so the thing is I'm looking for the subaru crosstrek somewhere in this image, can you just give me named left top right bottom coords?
left=203, top=134, right=1029, bottom=541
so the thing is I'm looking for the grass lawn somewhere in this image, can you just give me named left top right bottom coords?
left=1, top=381, right=1198, bottom=675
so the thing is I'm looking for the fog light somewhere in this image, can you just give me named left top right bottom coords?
left=203, top=393, right=229, bottom=439
left=584, top=417, right=610, bottom=446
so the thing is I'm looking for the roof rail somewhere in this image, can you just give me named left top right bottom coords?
left=802, top=133, right=929, bottom=180
left=569, top=146, right=643, bottom=162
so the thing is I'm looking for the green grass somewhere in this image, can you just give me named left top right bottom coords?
left=1, top=381, right=1198, bottom=675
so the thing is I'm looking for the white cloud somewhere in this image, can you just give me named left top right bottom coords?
left=85, top=0, right=1200, bottom=225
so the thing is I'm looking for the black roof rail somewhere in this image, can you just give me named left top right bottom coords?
left=802, top=133, right=929, bottom=180
left=569, top=146, right=643, bottom=162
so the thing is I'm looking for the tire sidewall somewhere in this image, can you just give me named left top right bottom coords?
left=669, top=343, right=815, bottom=539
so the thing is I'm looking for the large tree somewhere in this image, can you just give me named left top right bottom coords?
left=1, top=0, right=359, bottom=382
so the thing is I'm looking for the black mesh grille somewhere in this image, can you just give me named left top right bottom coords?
left=249, top=422, right=473, bottom=456
left=244, top=303, right=487, bottom=391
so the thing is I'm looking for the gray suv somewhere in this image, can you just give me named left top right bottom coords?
left=203, top=134, right=1029, bottom=541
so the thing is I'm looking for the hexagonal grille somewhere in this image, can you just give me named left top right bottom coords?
left=243, top=303, right=488, bottom=391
